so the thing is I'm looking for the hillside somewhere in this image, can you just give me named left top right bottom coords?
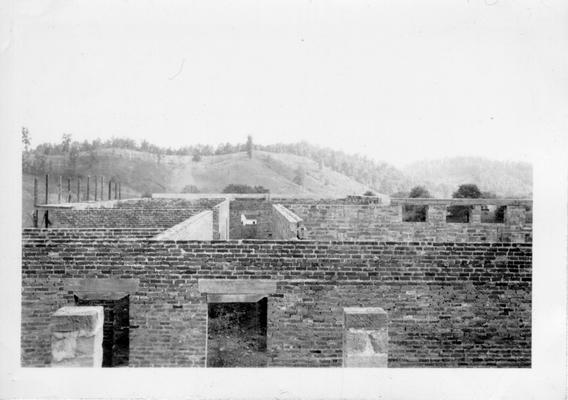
left=168, top=151, right=371, bottom=196
left=401, top=157, right=532, bottom=198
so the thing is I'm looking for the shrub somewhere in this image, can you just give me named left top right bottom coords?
left=181, top=185, right=200, bottom=193
left=222, top=184, right=269, bottom=194
left=409, top=186, right=431, bottom=198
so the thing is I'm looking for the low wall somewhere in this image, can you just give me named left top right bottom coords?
left=213, top=199, right=230, bottom=240
left=22, top=230, right=531, bottom=368
left=50, top=306, right=104, bottom=367
left=271, top=204, right=303, bottom=240
left=280, top=200, right=531, bottom=243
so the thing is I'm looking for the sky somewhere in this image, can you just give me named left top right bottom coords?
left=5, top=0, right=568, bottom=167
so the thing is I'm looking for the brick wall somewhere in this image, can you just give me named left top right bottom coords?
left=279, top=201, right=531, bottom=243
left=229, top=199, right=274, bottom=239
left=21, top=230, right=531, bottom=368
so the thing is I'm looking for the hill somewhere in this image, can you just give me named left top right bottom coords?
left=401, top=157, right=532, bottom=198
left=168, top=150, right=372, bottom=196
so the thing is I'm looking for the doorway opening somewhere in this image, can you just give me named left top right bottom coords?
left=206, top=297, right=268, bottom=367
left=74, top=295, right=130, bottom=367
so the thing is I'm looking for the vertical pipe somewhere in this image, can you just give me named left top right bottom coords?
left=86, top=176, right=90, bottom=201
left=45, top=174, right=49, bottom=204
left=33, top=177, right=38, bottom=206
left=114, top=181, right=118, bottom=200
left=58, top=176, right=62, bottom=203
left=101, top=176, right=104, bottom=201
left=77, top=177, right=81, bottom=202
left=119, top=182, right=122, bottom=200
left=94, top=176, right=98, bottom=201
left=67, top=178, right=71, bottom=202
left=108, top=179, right=112, bottom=200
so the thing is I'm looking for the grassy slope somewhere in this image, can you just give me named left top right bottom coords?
left=168, top=151, right=370, bottom=196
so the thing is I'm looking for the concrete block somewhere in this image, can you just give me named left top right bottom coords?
left=50, top=306, right=104, bottom=368
left=52, top=355, right=98, bottom=368
left=369, top=328, right=388, bottom=353
left=51, top=306, right=104, bottom=335
left=51, top=332, right=79, bottom=362
left=343, top=307, right=388, bottom=368
left=344, top=353, right=388, bottom=368
left=344, top=307, right=387, bottom=330
left=345, top=330, right=372, bottom=354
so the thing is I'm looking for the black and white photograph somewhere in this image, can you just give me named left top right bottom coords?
left=0, top=0, right=566, bottom=399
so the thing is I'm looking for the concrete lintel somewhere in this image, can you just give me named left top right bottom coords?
left=344, top=307, right=387, bottom=314
left=74, top=291, right=129, bottom=301
left=198, top=279, right=276, bottom=294
left=65, top=278, right=139, bottom=295
left=207, top=293, right=266, bottom=303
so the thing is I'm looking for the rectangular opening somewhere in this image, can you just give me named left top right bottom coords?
left=480, top=205, right=506, bottom=223
left=402, top=205, right=428, bottom=222
left=74, top=295, right=129, bottom=367
left=446, top=205, right=472, bottom=223
left=207, top=298, right=268, bottom=367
